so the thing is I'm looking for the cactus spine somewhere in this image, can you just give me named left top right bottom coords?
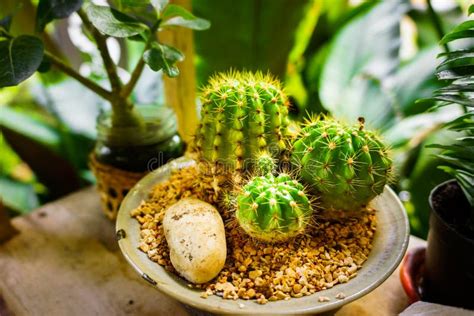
left=235, top=154, right=312, bottom=242
left=292, top=117, right=393, bottom=213
left=196, top=71, right=290, bottom=171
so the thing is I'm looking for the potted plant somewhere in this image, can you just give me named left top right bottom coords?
left=0, top=0, right=209, bottom=219
left=114, top=70, right=409, bottom=314
left=401, top=6, right=474, bottom=309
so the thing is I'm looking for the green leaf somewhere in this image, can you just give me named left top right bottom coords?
left=37, top=55, right=52, bottom=73
left=432, top=95, right=474, bottom=107
left=2, top=125, right=82, bottom=199
left=193, top=0, right=311, bottom=83
left=36, top=0, right=83, bottom=32
left=0, top=177, right=39, bottom=214
left=383, top=105, right=461, bottom=148
left=86, top=4, right=148, bottom=38
left=162, top=4, right=194, bottom=18
left=440, top=28, right=474, bottom=45
left=151, top=0, right=169, bottom=13
left=388, top=47, right=441, bottom=116
left=0, top=35, right=44, bottom=87
left=444, top=112, right=474, bottom=131
left=469, top=4, right=474, bottom=16
left=118, top=0, right=150, bottom=8
left=438, top=49, right=474, bottom=69
left=143, top=43, right=183, bottom=77
left=161, top=15, right=210, bottom=30
left=0, top=106, right=61, bottom=150
left=439, top=19, right=474, bottom=48
left=161, top=4, right=210, bottom=30
left=318, top=0, right=409, bottom=129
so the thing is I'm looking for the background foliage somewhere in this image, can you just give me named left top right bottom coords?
left=0, top=0, right=472, bottom=238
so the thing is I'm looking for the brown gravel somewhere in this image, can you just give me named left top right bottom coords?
left=131, top=165, right=376, bottom=304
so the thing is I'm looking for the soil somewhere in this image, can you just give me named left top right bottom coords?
left=431, top=181, right=474, bottom=240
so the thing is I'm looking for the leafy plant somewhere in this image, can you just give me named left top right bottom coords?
left=426, top=6, right=474, bottom=216
left=0, top=0, right=210, bottom=128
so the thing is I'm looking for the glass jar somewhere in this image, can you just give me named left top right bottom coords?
left=94, top=105, right=185, bottom=172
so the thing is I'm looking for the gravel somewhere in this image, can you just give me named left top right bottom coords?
left=131, top=165, right=376, bottom=304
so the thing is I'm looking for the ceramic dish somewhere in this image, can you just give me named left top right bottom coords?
left=116, top=156, right=410, bottom=315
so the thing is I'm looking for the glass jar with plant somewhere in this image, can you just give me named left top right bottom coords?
left=0, top=0, right=210, bottom=219
left=416, top=6, right=474, bottom=309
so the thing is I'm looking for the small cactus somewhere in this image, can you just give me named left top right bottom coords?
left=291, top=117, right=393, bottom=214
left=236, top=173, right=312, bottom=242
left=254, top=151, right=276, bottom=176
left=196, top=71, right=290, bottom=171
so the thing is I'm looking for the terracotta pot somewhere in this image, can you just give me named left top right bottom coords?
left=400, top=247, right=425, bottom=304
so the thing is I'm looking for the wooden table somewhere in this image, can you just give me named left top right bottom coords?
left=0, top=187, right=425, bottom=315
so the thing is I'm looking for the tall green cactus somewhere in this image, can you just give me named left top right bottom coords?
left=292, top=117, right=393, bottom=214
left=236, top=172, right=312, bottom=243
left=196, top=71, right=290, bottom=171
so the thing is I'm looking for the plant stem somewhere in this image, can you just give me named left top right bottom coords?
left=120, top=48, right=147, bottom=98
left=121, top=20, right=161, bottom=99
left=44, top=51, right=112, bottom=101
left=77, top=9, right=122, bottom=92
left=76, top=9, right=147, bottom=128
left=427, top=0, right=449, bottom=52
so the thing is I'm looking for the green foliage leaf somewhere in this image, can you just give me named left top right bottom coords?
left=318, top=0, right=409, bottom=129
left=439, top=20, right=474, bottom=44
left=438, top=48, right=474, bottom=66
left=143, top=43, right=183, bottom=77
left=37, top=55, right=52, bottom=73
left=161, top=4, right=210, bottom=30
left=0, top=177, right=39, bottom=214
left=469, top=4, right=474, bottom=16
left=117, top=0, right=150, bottom=8
left=36, top=0, right=83, bottom=32
left=0, top=106, right=61, bottom=150
left=440, top=30, right=474, bottom=45
left=424, top=11, right=474, bottom=208
left=151, top=0, right=169, bottom=13
left=193, top=0, right=310, bottom=83
left=86, top=4, right=148, bottom=38
left=0, top=35, right=44, bottom=87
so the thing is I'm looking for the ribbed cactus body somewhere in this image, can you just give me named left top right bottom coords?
left=292, top=117, right=392, bottom=213
left=236, top=173, right=312, bottom=242
left=196, top=71, right=290, bottom=171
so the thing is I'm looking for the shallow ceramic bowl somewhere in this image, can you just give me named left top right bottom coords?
left=116, top=157, right=409, bottom=315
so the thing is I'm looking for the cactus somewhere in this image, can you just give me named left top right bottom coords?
left=292, top=117, right=393, bottom=214
left=196, top=71, right=290, bottom=171
left=254, top=151, right=276, bottom=176
left=235, top=173, right=312, bottom=242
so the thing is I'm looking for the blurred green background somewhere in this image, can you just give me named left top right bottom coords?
left=0, top=0, right=472, bottom=238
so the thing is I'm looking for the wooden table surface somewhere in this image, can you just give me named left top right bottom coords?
left=0, top=187, right=425, bottom=316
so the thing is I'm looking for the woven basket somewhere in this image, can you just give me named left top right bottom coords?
left=89, top=154, right=147, bottom=220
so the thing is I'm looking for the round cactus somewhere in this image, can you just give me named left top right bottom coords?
left=291, top=117, right=393, bottom=213
left=236, top=173, right=312, bottom=242
left=196, top=71, right=290, bottom=171
left=254, top=151, right=276, bottom=176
